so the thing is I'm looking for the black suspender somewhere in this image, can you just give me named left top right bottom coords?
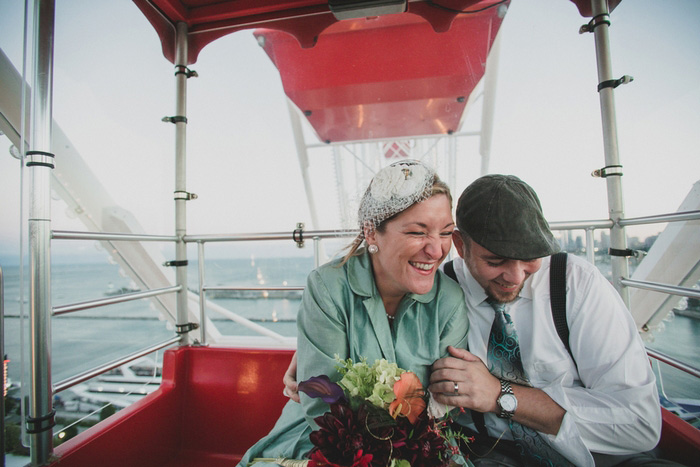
left=550, top=252, right=574, bottom=362
left=443, top=259, right=457, bottom=282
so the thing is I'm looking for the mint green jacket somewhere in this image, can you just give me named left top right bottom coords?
left=237, top=251, right=469, bottom=465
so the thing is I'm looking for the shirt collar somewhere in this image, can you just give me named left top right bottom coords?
left=454, top=257, right=534, bottom=306
left=347, top=249, right=438, bottom=303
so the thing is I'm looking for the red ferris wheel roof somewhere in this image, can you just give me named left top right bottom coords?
left=132, top=0, right=620, bottom=142
left=133, top=1, right=620, bottom=64
left=254, top=10, right=505, bottom=142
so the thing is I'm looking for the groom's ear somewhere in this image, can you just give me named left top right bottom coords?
left=452, top=231, right=466, bottom=259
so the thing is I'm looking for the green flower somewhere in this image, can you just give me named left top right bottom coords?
left=367, top=382, right=395, bottom=408
left=372, top=359, right=404, bottom=386
left=334, top=356, right=406, bottom=410
left=337, top=357, right=374, bottom=399
left=391, top=459, right=411, bottom=467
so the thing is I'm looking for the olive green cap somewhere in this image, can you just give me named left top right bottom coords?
left=456, top=174, right=560, bottom=260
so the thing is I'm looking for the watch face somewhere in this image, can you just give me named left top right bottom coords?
left=499, top=394, right=517, bottom=412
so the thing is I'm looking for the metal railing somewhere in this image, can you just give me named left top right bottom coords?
left=48, top=230, right=181, bottom=396
left=188, top=229, right=358, bottom=344
left=43, top=209, right=700, bottom=403
left=646, top=348, right=700, bottom=380
left=184, top=229, right=358, bottom=244
left=620, top=279, right=700, bottom=300
left=52, top=336, right=180, bottom=394
left=553, top=212, right=700, bottom=384
left=52, top=285, right=181, bottom=316
left=619, top=211, right=700, bottom=227
left=52, top=230, right=178, bottom=242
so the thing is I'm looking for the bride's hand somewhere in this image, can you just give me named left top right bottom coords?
left=282, top=351, right=300, bottom=403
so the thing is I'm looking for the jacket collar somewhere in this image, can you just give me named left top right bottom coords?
left=347, top=249, right=439, bottom=304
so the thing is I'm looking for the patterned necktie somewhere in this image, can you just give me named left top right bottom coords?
left=486, top=299, right=573, bottom=467
left=487, top=300, right=529, bottom=386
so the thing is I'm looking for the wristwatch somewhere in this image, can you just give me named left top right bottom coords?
left=496, top=379, right=518, bottom=419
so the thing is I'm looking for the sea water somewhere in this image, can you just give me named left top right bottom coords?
left=2, top=256, right=313, bottom=386
left=2, top=257, right=699, bottom=400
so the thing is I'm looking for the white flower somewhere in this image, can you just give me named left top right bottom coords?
left=427, top=392, right=455, bottom=419
left=370, top=164, right=429, bottom=202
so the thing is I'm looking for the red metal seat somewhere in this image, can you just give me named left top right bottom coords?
left=52, top=346, right=294, bottom=467
left=50, top=345, right=699, bottom=466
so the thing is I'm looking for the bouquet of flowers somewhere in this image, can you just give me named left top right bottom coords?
left=294, top=357, right=470, bottom=467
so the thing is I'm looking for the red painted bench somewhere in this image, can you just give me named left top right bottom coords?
left=50, top=345, right=700, bottom=466
left=52, top=346, right=294, bottom=467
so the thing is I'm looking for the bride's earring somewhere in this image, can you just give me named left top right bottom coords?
left=368, top=244, right=378, bottom=254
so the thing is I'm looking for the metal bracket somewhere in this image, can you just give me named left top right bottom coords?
left=176, top=322, right=199, bottom=334
left=591, top=165, right=623, bottom=178
left=598, top=75, right=633, bottom=92
left=25, top=150, right=55, bottom=169
left=579, top=13, right=610, bottom=34
left=174, top=65, right=198, bottom=78
left=609, top=247, right=634, bottom=258
left=163, top=260, right=188, bottom=267
left=609, top=248, right=647, bottom=260
left=162, top=115, right=188, bottom=124
left=174, top=190, right=198, bottom=201
left=293, top=222, right=305, bottom=248
left=631, top=250, right=648, bottom=260
left=25, top=409, right=56, bottom=434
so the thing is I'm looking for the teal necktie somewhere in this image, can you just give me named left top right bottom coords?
left=487, top=299, right=573, bottom=467
left=487, top=300, right=529, bottom=386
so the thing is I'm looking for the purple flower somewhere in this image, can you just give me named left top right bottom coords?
left=298, top=375, right=346, bottom=404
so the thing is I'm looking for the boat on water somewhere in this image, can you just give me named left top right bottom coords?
left=0, top=0, right=699, bottom=466
left=56, top=357, right=162, bottom=414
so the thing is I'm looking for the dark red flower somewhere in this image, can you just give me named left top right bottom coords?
left=309, top=448, right=373, bottom=467
left=309, top=401, right=394, bottom=467
left=392, top=411, right=449, bottom=467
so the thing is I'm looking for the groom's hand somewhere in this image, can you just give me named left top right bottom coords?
left=428, top=346, right=500, bottom=413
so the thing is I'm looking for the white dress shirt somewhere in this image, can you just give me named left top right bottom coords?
left=453, top=254, right=661, bottom=467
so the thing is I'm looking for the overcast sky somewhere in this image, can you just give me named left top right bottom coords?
left=1, top=0, right=699, bottom=262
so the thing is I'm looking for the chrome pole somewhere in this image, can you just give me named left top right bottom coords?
left=332, top=145, right=348, bottom=229
left=174, top=22, right=190, bottom=343
left=197, top=242, right=207, bottom=345
left=479, top=28, right=502, bottom=177
left=1, top=265, right=5, bottom=467
left=288, top=101, right=320, bottom=229
left=313, top=237, right=321, bottom=269
left=585, top=228, right=596, bottom=265
left=28, top=0, right=56, bottom=463
left=447, top=133, right=456, bottom=194
left=590, top=0, right=630, bottom=305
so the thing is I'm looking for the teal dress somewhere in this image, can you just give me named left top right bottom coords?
left=237, top=251, right=469, bottom=466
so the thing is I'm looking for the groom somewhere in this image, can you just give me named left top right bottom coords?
left=429, top=174, right=668, bottom=466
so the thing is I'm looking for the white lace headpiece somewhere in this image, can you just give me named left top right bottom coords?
left=358, top=160, right=436, bottom=232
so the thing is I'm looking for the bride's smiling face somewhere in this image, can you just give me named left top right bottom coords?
left=366, top=194, right=454, bottom=302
